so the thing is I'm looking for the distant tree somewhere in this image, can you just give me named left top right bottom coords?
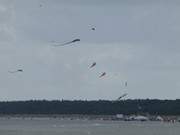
left=0, top=99, right=179, bottom=115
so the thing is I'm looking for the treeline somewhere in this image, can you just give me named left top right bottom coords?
left=0, top=99, right=180, bottom=115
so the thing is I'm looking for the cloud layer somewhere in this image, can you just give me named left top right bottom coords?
left=0, top=0, right=180, bottom=100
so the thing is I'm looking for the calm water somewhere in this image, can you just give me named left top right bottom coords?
left=0, top=118, right=179, bottom=135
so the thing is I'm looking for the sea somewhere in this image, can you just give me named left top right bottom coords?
left=0, top=118, right=179, bottom=135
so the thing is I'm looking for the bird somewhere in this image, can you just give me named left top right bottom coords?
left=8, top=69, right=23, bottom=73
left=52, top=39, right=80, bottom=47
left=89, top=62, right=96, bottom=68
left=99, top=72, right=106, bottom=78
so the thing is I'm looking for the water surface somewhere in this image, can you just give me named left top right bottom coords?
left=0, top=118, right=179, bottom=135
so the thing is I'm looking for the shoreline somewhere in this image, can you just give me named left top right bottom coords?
left=0, top=114, right=179, bottom=122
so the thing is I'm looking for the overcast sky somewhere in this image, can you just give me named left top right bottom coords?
left=0, top=0, right=180, bottom=100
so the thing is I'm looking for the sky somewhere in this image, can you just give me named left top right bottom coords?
left=0, top=0, right=180, bottom=100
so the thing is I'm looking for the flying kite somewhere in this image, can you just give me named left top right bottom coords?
left=89, top=62, right=96, bottom=68
left=8, top=69, right=23, bottom=73
left=117, top=93, right=128, bottom=100
left=52, top=39, right=80, bottom=47
left=99, top=72, right=106, bottom=78
left=125, top=81, right=127, bottom=87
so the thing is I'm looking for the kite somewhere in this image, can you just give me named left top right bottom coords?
left=117, top=93, right=128, bottom=100
left=89, top=62, right=96, bottom=68
left=52, top=39, right=80, bottom=47
left=99, top=72, right=106, bottom=78
left=125, top=82, right=127, bottom=87
left=8, top=69, right=23, bottom=73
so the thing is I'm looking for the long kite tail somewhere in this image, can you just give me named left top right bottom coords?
left=52, top=41, right=74, bottom=47
left=8, top=71, right=18, bottom=73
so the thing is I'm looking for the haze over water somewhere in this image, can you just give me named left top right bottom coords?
left=0, top=118, right=179, bottom=135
